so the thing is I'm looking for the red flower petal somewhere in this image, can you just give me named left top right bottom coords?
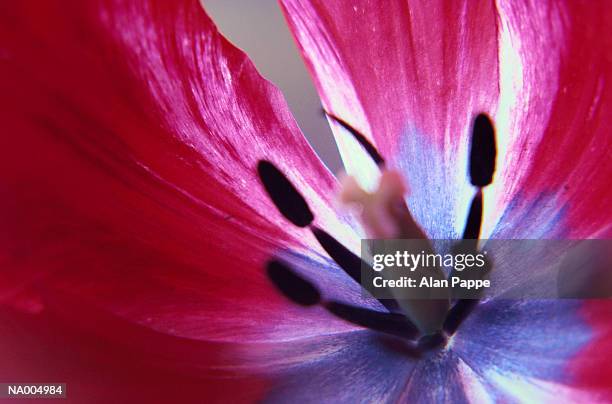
left=0, top=305, right=269, bottom=403
left=571, top=300, right=612, bottom=396
left=0, top=0, right=358, bottom=349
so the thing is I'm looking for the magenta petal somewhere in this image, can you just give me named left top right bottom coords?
left=572, top=300, right=612, bottom=394
left=281, top=0, right=500, bottom=236
left=487, top=1, right=612, bottom=238
left=282, top=0, right=612, bottom=239
left=0, top=0, right=359, bottom=345
left=281, top=0, right=500, bottom=156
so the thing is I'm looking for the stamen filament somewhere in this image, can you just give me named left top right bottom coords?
left=323, top=110, right=385, bottom=166
left=311, top=226, right=401, bottom=313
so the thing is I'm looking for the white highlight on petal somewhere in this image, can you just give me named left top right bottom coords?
left=482, top=8, right=524, bottom=238
left=484, top=1, right=565, bottom=238
left=329, top=116, right=381, bottom=192
left=457, top=359, right=495, bottom=404
left=485, top=369, right=603, bottom=404
left=281, top=0, right=381, bottom=190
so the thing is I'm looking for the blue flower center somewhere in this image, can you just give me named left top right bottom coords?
left=258, top=113, right=497, bottom=355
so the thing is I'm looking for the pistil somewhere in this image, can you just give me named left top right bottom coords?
left=339, top=170, right=450, bottom=335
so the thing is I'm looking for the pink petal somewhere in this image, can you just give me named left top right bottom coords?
left=486, top=1, right=612, bottom=238
left=281, top=0, right=500, bottom=156
left=280, top=0, right=500, bottom=237
left=281, top=0, right=612, bottom=239
left=0, top=0, right=358, bottom=349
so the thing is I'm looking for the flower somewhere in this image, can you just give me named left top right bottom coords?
left=0, top=0, right=610, bottom=403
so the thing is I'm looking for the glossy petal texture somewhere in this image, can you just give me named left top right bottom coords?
left=280, top=0, right=612, bottom=240
left=0, top=0, right=375, bottom=400
left=0, top=0, right=366, bottom=339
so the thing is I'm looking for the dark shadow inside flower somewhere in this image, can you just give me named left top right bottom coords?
left=373, top=334, right=421, bottom=359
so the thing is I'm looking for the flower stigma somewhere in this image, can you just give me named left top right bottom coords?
left=338, top=169, right=450, bottom=335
